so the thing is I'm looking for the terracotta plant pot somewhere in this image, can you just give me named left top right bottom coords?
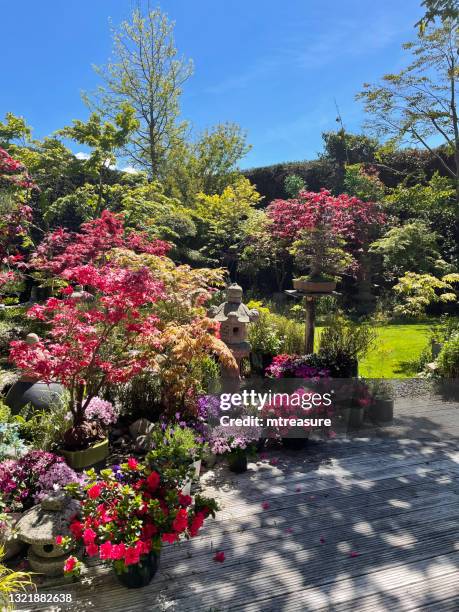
left=115, top=551, right=159, bottom=589
left=293, top=279, right=336, bottom=293
left=61, top=438, right=109, bottom=470
left=370, top=399, right=394, bottom=423
left=227, top=453, right=247, bottom=473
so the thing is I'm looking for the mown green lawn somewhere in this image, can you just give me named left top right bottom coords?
left=317, top=321, right=435, bottom=378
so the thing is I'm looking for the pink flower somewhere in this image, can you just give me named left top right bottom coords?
left=55, top=535, right=63, bottom=545
left=261, top=501, right=270, bottom=510
left=110, top=543, right=126, bottom=560
left=124, top=546, right=140, bottom=566
left=349, top=551, right=360, bottom=558
left=127, top=458, right=138, bottom=470
left=99, top=541, right=113, bottom=560
left=162, top=532, right=179, bottom=544
left=146, top=471, right=160, bottom=491
left=213, top=551, right=225, bottom=563
left=172, top=508, right=188, bottom=533
left=285, top=528, right=293, bottom=534
left=86, top=543, right=99, bottom=557
left=178, top=493, right=192, bottom=507
left=295, top=486, right=301, bottom=492
left=83, top=528, right=97, bottom=545
left=319, top=536, right=325, bottom=544
left=269, top=458, right=279, bottom=466
left=63, top=556, right=77, bottom=573
left=87, top=484, right=102, bottom=499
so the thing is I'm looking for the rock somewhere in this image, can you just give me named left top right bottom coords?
left=129, top=418, right=154, bottom=439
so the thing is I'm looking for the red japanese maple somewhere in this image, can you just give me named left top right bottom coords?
left=10, top=263, right=165, bottom=448
left=266, top=189, right=384, bottom=245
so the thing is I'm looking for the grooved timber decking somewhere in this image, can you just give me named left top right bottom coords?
left=20, top=398, right=459, bottom=612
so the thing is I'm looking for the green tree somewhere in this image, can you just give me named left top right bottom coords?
left=370, top=220, right=450, bottom=279
left=92, top=7, right=193, bottom=177
left=416, top=0, right=459, bottom=29
left=0, top=113, right=31, bottom=147
left=358, top=20, right=459, bottom=205
left=284, top=174, right=306, bottom=198
left=393, top=271, right=459, bottom=317
left=58, top=104, right=138, bottom=215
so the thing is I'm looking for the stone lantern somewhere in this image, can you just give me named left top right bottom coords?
left=5, top=333, right=64, bottom=414
left=70, top=284, right=94, bottom=303
left=15, top=492, right=80, bottom=577
left=209, top=283, right=259, bottom=378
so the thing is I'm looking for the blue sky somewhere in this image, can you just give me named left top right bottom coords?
left=2, top=0, right=423, bottom=169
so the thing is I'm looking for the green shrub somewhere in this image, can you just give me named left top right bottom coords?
left=437, top=335, right=459, bottom=378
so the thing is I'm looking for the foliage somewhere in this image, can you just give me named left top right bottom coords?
left=437, top=333, right=459, bottom=377
left=266, top=353, right=330, bottom=379
left=369, top=221, right=449, bottom=279
left=209, top=425, right=260, bottom=456
left=393, top=271, right=459, bottom=318
left=284, top=174, right=305, bottom=198
left=321, top=130, right=379, bottom=166
left=343, top=164, right=385, bottom=202
left=91, top=7, right=193, bottom=177
left=358, top=20, right=459, bottom=202
left=0, top=545, right=34, bottom=612
left=147, top=422, right=205, bottom=471
left=0, top=421, right=28, bottom=461
left=247, top=302, right=283, bottom=356
left=318, top=316, right=377, bottom=376
left=0, top=450, right=80, bottom=513
left=416, top=0, right=459, bottom=29
left=60, top=459, right=218, bottom=576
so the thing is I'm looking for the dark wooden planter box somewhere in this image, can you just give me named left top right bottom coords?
left=292, top=279, right=336, bottom=293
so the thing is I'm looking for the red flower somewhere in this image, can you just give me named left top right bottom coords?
left=63, top=556, right=77, bottom=573
left=172, top=508, right=188, bottom=533
left=162, top=533, right=179, bottom=544
left=127, top=458, right=138, bottom=470
left=110, top=543, right=126, bottom=560
left=213, top=551, right=225, bottom=563
left=86, top=543, right=99, bottom=557
left=88, top=484, right=102, bottom=499
left=349, top=551, right=360, bottom=558
left=261, top=501, right=270, bottom=510
left=178, top=493, right=192, bottom=507
left=124, top=546, right=140, bottom=565
left=189, top=512, right=205, bottom=537
left=69, top=521, right=84, bottom=539
left=99, top=541, right=113, bottom=560
left=141, top=523, right=158, bottom=539
left=55, top=535, right=63, bottom=545
left=135, top=539, right=151, bottom=555
left=146, top=471, right=160, bottom=492
left=83, top=528, right=97, bottom=545
left=319, top=536, right=325, bottom=544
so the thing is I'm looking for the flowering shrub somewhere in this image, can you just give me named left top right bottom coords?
left=209, top=425, right=261, bottom=457
left=266, top=354, right=330, bottom=379
left=84, top=397, right=118, bottom=427
left=60, top=459, right=218, bottom=576
left=0, top=450, right=81, bottom=512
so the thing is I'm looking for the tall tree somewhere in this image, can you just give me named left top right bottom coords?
left=416, top=0, right=459, bottom=29
left=92, top=7, right=193, bottom=178
left=357, top=20, right=459, bottom=206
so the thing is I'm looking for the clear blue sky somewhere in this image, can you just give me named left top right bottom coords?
left=2, top=0, right=423, bottom=169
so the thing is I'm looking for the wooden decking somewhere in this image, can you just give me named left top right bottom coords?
left=22, top=395, right=459, bottom=612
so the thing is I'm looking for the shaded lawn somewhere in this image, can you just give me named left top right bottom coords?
left=317, top=321, right=434, bottom=378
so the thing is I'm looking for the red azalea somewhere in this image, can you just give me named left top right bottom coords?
left=99, top=541, right=113, bottom=560
left=213, top=551, right=225, bottom=563
left=82, top=528, right=97, bottom=545
left=110, top=543, right=126, bottom=560
left=69, top=521, right=84, bottom=539
left=135, top=539, right=151, bottom=555
left=189, top=512, right=205, bottom=537
left=141, top=523, right=158, bottom=539
left=86, top=543, right=99, bottom=557
left=172, top=508, right=188, bottom=533
left=127, top=457, right=138, bottom=470
left=87, top=484, right=102, bottom=499
left=261, top=501, right=270, bottom=510
left=146, top=471, right=160, bottom=492
left=178, top=493, right=192, bottom=507
left=162, top=532, right=179, bottom=544
left=124, top=546, right=140, bottom=565
left=63, top=556, right=77, bottom=573
left=55, top=535, right=63, bottom=545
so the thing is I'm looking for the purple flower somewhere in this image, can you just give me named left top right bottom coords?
left=84, top=397, right=118, bottom=426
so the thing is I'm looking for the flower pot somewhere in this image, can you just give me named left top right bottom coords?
left=293, top=279, right=336, bottom=294
left=5, top=380, right=65, bottom=415
left=115, top=551, right=159, bottom=589
left=282, top=437, right=308, bottom=451
left=349, top=407, right=364, bottom=428
left=370, top=398, right=394, bottom=423
left=61, top=438, right=109, bottom=470
left=227, top=453, right=247, bottom=473
left=203, top=452, right=218, bottom=468
left=181, top=458, right=202, bottom=496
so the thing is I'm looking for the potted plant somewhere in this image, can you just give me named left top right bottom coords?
left=291, top=225, right=354, bottom=294
left=366, top=380, right=394, bottom=423
left=59, top=459, right=218, bottom=588
left=209, top=425, right=260, bottom=473
left=247, top=303, right=283, bottom=375
left=0, top=544, right=34, bottom=611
